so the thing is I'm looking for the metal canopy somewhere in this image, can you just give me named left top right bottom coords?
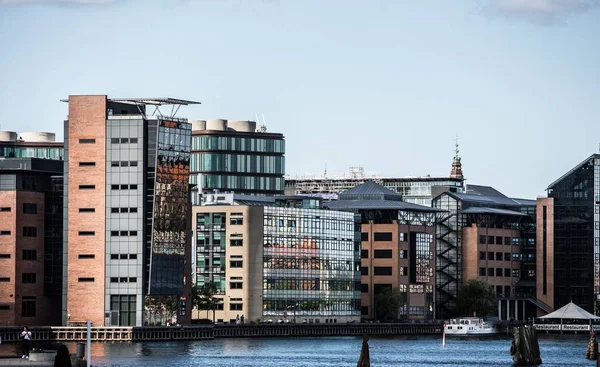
left=108, top=98, right=201, bottom=106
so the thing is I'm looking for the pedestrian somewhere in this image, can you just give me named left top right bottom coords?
left=240, top=315, right=244, bottom=324
left=54, top=344, right=72, bottom=367
left=20, top=326, right=32, bottom=359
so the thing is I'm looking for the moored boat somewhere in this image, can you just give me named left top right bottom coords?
left=444, top=317, right=497, bottom=335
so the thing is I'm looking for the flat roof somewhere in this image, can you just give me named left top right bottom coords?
left=60, top=97, right=201, bottom=106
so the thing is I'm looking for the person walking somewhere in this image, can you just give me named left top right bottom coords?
left=20, top=326, right=32, bottom=359
left=54, top=344, right=72, bottom=367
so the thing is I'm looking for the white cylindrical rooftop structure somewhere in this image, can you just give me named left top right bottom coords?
left=0, top=131, right=17, bottom=142
left=20, top=132, right=56, bottom=142
left=206, top=119, right=227, bottom=131
left=190, top=120, right=207, bottom=131
left=228, top=120, right=257, bottom=132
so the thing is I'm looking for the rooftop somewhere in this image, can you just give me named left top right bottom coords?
left=60, top=97, right=201, bottom=106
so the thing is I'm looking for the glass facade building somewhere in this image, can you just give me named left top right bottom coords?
left=190, top=123, right=285, bottom=203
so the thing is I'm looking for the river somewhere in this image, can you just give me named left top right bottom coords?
left=2, top=335, right=596, bottom=366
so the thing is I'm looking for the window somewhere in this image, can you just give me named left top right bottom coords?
left=23, top=203, right=37, bottom=214
left=79, top=139, right=96, bottom=144
left=79, top=231, right=95, bottom=236
left=110, top=277, right=119, bottom=283
left=374, top=267, right=392, bottom=276
left=399, top=266, right=408, bottom=276
left=512, top=269, right=520, bottom=278
left=487, top=268, right=494, bottom=276
left=504, top=253, right=511, bottom=261
left=512, top=253, right=520, bottom=261
left=111, top=185, right=119, bottom=190
left=479, top=251, right=486, bottom=260
left=129, top=277, right=137, bottom=283
left=504, top=237, right=511, bottom=246
left=361, top=250, right=369, bottom=259
left=79, top=208, right=95, bottom=213
left=487, top=252, right=493, bottom=260
left=130, top=254, right=137, bottom=260
left=230, top=303, right=243, bottom=311
left=361, top=283, right=369, bottom=293
left=488, top=236, right=495, bottom=244
left=130, top=184, right=137, bottom=190
left=120, top=138, right=129, bottom=144
left=0, top=254, right=10, bottom=259
left=111, top=161, right=120, bottom=167
left=360, top=267, right=369, bottom=276
left=0, top=207, right=10, bottom=212
left=78, top=278, right=95, bottom=282
left=374, top=250, right=392, bottom=259
left=130, top=138, right=138, bottom=144
left=22, top=273, right=36, bottom=283
left=230, top=239, right=243, bottom=247
left=110, top=254, right=119, bottom=260
left=120, top=231, right=128, bottom=236
left=22, top=227, right=37, bottom=237
left=230, top=282, right=243, bottom=289
left=0, top=231, right=11, bottom=235
left=130, top=207, right=138, bottom=213
left=399, top=250, right=407, bottom=259
left=230, top=218, right=243, bottom=225
left=496, top=268, right=503, bottom=277
left=21, top=299, right=35, bottom=317
left=0, top=277, right=9, bottom=282
left=496, top=236, right=503, bottom=245
left=512, top=238, right=520, bottom=246
left=361, top=232, right=369, bottom=241
left=79, top=162, right=95, bottom=167
left=111, top=138, right=120, bottom=144
left=22, top=250, right=36, bottom=261
left=230, top=260, right=243, bottom=268
left=78, top=254, right=95, bottom=259
left=496, top=252, right=502, bottom=261
left=479, top=267, right=486, bottom=276
left=374, top=232, right=392, bottom=241
left=129, top=231, right=137, bottom=236
left=479, top=235, right=487, bottom=244
left=505, top=268, right=511, bottom=277
left=111, top=231, right=119, bottom=236
left=361, top=306, right=369, bottom=316
left=399, top=233, right=407, bottom=242
left=0, top=305, right=9, bottom=310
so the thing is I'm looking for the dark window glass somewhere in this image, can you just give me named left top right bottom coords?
left=0, top=254, right=10, bottom=259
left=361, top=306, right=369, bottom=315
left=361, top=250, right=369, bottom=259
left=479, top=267, right=486, bottom=276
left=496, top=236, right=503, bottom=245
left=130, top=184, right=137, bottom=190
left=120, top=231, right=128, bottom=236
left=0, top=277, right=9, bottom=282
left=79, top=139, right=96, bottom=144
left=78, top=254, right=95, bottom=259
left=0, top=231, right=11, bottom=235
left=360, top=267, right=369, bottom=276
left=374, top=250, right=392, bottom=259
left=79, top=208, right=95, bottom=213
left=505, top=268, right=511, bottom=277
left=488, top=236, right=495, bottom=244
left=120, top=138, right=129, bottom=144
left=120, top=185, right=128, bottom=190
left=78, top=231, right=95, bottom=236
left=111, top=138, right=120, bottom=144
left=110, top=231, right=119, bottom=236
left=479, top=235, right=486, bottom=244
left=361, top=232, right=368, bottom=241
left=230, top=303, right=243, bottom=311
left=373, top=232, right=392, bottom=241
left=487, top=252, right=494, bottom=260
left=129, top=231, right=137, bottom=236
left=361, top=283, right=368, bottom=293
left=21, top=299, right=35, bottom=317
left=230, top=282, right=243, bottom=289
left=230, top=239, right=243, bottom=247
left=496, top=252, right=502, bottom=261
left=111, top=162, right=120, bottom=167
left=110, top=277, right=119, bottom=283
left=374, top=267, right=393, bottom=276
left=0, top=207, right=10, bottom=212
left=111, top=208, right=119, bottom=213
left=22, top=227, right=37, bottom=237
left=22, top=273, right=36, bottom=283
left=496, top=268, right=503, bottom=276
left=22, top=250, right=36, bottom=261
left=130, top=254, right=137, bottom=260
left=78, top=278, right=95, bottom=282
left=120, top=254, right=128, bottom=259
left=479, top=251, right=486, bottom=260
left=79, top=162, right=96, bottom=167
left=110, top=254, right=119, bottom=260
left=111, top=185, right=119, bottom=190
left=130, top=207, right=138, bottom=213
left=130, top=138, right=138, bottom=144
left=488, top=268, right=494, bottom=276
left=23, top=203, right=37, bottom=214
left=230, top=218, right=243, bottom=225
left=230, top=260, right=243, bottom=268
left=129, top=277, right=137, bottom=283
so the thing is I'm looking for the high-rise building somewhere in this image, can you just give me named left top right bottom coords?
left=190, top=119, right=285, bottom=204
left=63, top=95, right=197, bottom=326
left=0, top=157, right=63, bottom=325
left=537, top=154, right=600, bottom=313
left=192, top=194, right=361, bottom=323
left=0, top=131, right=64, bottom=160
left=325, top=181, right=441, bottom=321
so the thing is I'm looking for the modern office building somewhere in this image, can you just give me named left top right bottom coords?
left=63, top=95, right=196, bottom=326
left=0, top=157, right=63, bottom=326
left=193, top=194, right=361, bottom=323
left=433, top=185, right=543, bottom=320
left=325, top=181, right=442, bottom=321
left=537, top=154, right=600, bottom=314
left=190, top=119, right=285, bottom=204
left=0, top=131, right=64, bottom=160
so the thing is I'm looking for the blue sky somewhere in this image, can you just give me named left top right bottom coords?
left=0, top=0, right=599, bottom=199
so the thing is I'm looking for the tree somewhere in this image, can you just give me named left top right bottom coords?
left=198, top=281, right=222, bottom=323
left=456, top=279, right=497, bottom=317
left=191, top=284, right=202, bottom=320
left=374, top=287, right=405, bottom=322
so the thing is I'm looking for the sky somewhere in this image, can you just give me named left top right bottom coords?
left=0, top=0, right=599, bottom=199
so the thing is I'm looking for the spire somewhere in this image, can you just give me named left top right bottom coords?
left=450, top=136, right=464, bottom=181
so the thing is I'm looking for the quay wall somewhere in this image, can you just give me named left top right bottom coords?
left=0, top=323, right=442, bottom=343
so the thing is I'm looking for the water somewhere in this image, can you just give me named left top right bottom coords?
left=2, top=335, right=596, bottom=366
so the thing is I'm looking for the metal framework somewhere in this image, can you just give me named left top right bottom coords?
left=397, top=210, right=436, bottom=226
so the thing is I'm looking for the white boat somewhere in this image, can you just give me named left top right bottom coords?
left=444, top=317, right=497, bottom=335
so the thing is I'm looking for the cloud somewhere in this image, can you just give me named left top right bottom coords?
left=0, top=0, right=117, bottom=5
left=480, top=0, right=600, bottom=25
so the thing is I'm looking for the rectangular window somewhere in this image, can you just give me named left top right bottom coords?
left=505, top=268, right=511, bottom=277
left=399, top=249, right=407, bottom=259
left=496, top=268, right=503, bottom=277
left=120, top=138, right=129, bottom=144
left=130, top=138, right=138, bottom=144
left=0, top=207, right=10, bottom=212
left=512, top=253, right=520, bottom=261
left=0, top=305, right=9, bottom=310
left=486, top=268, right=493, bottom=276
left=361, top=283, right=369, bottom=293
left=129, top=231, right=137, bottom=236
left=78, top=278, right=95, bottom=282
left=121, top=161, right=129, bottom=167
left=22, top=250, right=36, bottom=261
left=130, top=161, right=138, bottom=167
left=488, top=236, right=495, bottom=245
left=79, top=139, right=95, bottom=144
left=120, top=208, right=128, bottom=213
left=230, top=260, right=243, bottom=268
left=120, top=185, right=128, bottom=190
left=0, top=277, right=9, bottom=282
left=230, top=303, right=243, bottom=311
left=479, top=235, right=487, bottom=244
left=21, top=299, right=35, bottom=317
left=496, top=236, right=503, bottom=245
left=512, top=269, right=520, bottom=278
left=230, top=239, right=243, bottom=247
left=496, top=252, right=502, bottom=261
left=111, top=161, right=120, bottom=167
left=110, top=254, right=119, bottom=260
left=504, top=253, right=511, bottom=261
left=22, top=273, right=36, bottom=283
left=373, top=232, right=392, bottom=241
left=504, top=237, right=511, bottom=246
left=130, top=254, right=137, bottom=260
left=111, top=208, right=119, bottom=213
left=111, top=138, right=120, bottom=144
left=0, top=254, right=10, bottom=259
left=374, top=267, right=393, bottom=276
left=111, top=185, right=119, bottom=190
left=111, top=231, right=119, bottom=237
left=129, top=277, right=137, bottom=283
left=361, top=232, right=369, bottom=241
left=360, top=267, right=369, bottom=276
left=512, top=238, right=520, bottom=246
left=79, top=162, right=95, bottom=167
left=230, top=282, right=243, bottom=289
left=110, top=277, right=118, bottom=283
left=487, top=252, right=493, bottom=260
left=0, top=231, right=11, bottom=235
left=229, top=218, right=243, bottom=225
left=79, top=208, right=95, bottom=213
left=399, top=233, right=407, bottom=242
left=479, top=267, right=486, bottom=276
left=23, top=203, right=37, bottom=214
left=361, top=250, right=369, bottom=259
left=374, top=249, right=392, bottom=259
left=479, top=251, right=486, bottom=260
left=78, top=231, right=95, bottom=236
left=130, top=208, right=138, bottom=213
left=361, top=306, right=369, bottom=316
left=120, top=231, right=128, bottom=236
left=22, top=227, right=37, bottom=237
left=78, top=254, right=95, bottom=259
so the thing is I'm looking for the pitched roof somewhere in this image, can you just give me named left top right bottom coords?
left=547, top=154, right=600, bottom=190
left=338, top=180, right=401, bottom=201
left=461, top=207, right=527, bottom=217
left=539, top=301, right=600, bottom=320
left=325, top=199, right=444, bottom=212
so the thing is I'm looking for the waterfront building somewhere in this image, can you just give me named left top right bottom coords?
left=62, top=95, right=197, bottom=326
left=190, top=119, right=285, bottom=204
left=0, top=157, right=63, bottom=325
left=0, top=131, right=64, bottom=160
left=537, top=154, right=600, bottom=314
left=193, top=194, right=361, bottom=323
left=433, top=185, right=543, bottom=320
left=325, top=181, right=441, bottom=321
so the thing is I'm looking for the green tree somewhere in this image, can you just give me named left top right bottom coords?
left=456, top=279, right=497, bottom=317
left=191, top=284, right=202, bottom=320
left=199, top=281, right=222, bottom=323
left=374, top=287, right=405, bottom=321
